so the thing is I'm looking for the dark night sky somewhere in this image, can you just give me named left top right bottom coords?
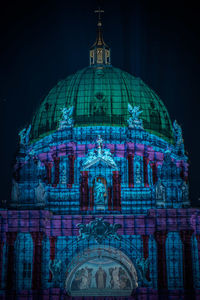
left=0, top=0, right=200, bottom=206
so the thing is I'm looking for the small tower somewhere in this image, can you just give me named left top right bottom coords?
left=89, top=8, right=111, bottom=67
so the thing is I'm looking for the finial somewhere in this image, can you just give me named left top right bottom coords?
left=94, top=8, right=104, bottom=27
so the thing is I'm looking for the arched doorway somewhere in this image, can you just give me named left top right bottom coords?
left=65, top=246, right=138, bottom=296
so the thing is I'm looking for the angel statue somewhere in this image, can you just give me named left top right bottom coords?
left=127, top=104, right=143, bottom=129
left=59, top=106, right=74, bottom=129
left=19, top=124, right=31, bottom=146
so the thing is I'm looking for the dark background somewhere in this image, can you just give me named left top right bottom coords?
left=0, top=0, right=199, bottom=205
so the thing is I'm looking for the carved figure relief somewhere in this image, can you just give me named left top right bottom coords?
left=91, top=93, right=107, bottom=115
left=95, top=267, right=107, bottom=289
left=69, top=260, right=133, bottom=295
left=77, top=218, right=122, bottom=244
left=65, top=246, right=138, bottom=296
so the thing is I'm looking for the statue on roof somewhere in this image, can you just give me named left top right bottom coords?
left=19, top=124, right=31, bottom=146
left=127, top=104, right=143, bottom=129
left=59, top=106, right=74, bottom=129
left=173, top=120, right=184, bottom=154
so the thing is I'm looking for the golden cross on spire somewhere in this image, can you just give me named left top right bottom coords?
left=94, top=8, right=104, bottom=26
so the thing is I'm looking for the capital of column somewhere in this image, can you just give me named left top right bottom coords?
left=31, top=232, right=44, bottom=246
left=53, top=156, right=60, bottom=162
left=6, top=232, right=17, bottom=245
left=180, top=229, right=194, bottom=244
left=68, top=154, right=75, bottom=160
left=44, top=161, right=53, bottom=167
left=196, top=234, right=200, bottom=243
left=154, top=230, right=167, bottom=245
left=127, top=152, right=134, bottom=159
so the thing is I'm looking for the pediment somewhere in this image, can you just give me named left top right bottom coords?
left=83, top=156, right=117, bottom=170
left=82, top=143, right=118, bottom=171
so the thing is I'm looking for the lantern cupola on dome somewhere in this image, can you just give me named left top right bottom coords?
left=89, top=8, right=111, bottom=66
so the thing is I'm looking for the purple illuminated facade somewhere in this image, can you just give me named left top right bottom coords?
left=0, top=11, right=199, bottom=299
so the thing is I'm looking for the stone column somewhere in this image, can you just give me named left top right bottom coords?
left=142, top=235, right=150, bottom=281
left=0, top=238, right=4, bottom=288
left=154, top=231, right=167, bottom=290
left=127, top=153, right=134, bottom=188
left=6, top=232, right=17, bottom=290
left=151, top=162, right=158, bottom=185
left=143, top=156, right=149, bottom=187
left=53, top=157, right=60, bottom=186
left=142, top=235, right=149, bottom=259
left=196, top=234, right=200, bottom=282
left=49, top=236, right=57, bottom=282
left=112, top=171, right=121, bottom=211
left=80, top=171, right=89, bottom=211
left=45, top=162, right=53, bottom=184
left=107, top=187, right=112, bottom=211
left=180, top=230, right=194, bottom=290
left=67, top=154, right=75, bottom=188
left=31, top=232, right=43, bottom=290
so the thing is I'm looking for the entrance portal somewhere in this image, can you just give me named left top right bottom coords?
left=65, top=246, right=138, bottom=296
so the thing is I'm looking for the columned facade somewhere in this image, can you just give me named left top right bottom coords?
left=0, top=210, right=200, bottom=298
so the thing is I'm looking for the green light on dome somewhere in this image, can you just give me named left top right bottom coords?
left=30, top=66, right=173, bottom=143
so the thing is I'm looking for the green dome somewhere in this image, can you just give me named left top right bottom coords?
left=30, top=66, right=173, bottom=142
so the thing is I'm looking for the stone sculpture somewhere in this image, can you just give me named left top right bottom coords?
left=136, top=258, right=152, bottom=286
left=127, top=104, right=143, bottom=129
left=19, top=124, right=31, bottom=146
left=59, top=106, right=74, bottom=129
left=173, top=120, right=184, bottom=153
left=94, top=178, right=107, bottom=207
left=77, top=218, right=122, bottom=244
left=49, top=259, right=62, bottom=285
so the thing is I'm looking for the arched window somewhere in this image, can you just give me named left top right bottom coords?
left=15, top=233, right=33, bottom=290
left=166, top=232, right=183, bottom=289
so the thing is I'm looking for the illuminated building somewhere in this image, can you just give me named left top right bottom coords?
left=0, top=9, right=199, bottom=299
